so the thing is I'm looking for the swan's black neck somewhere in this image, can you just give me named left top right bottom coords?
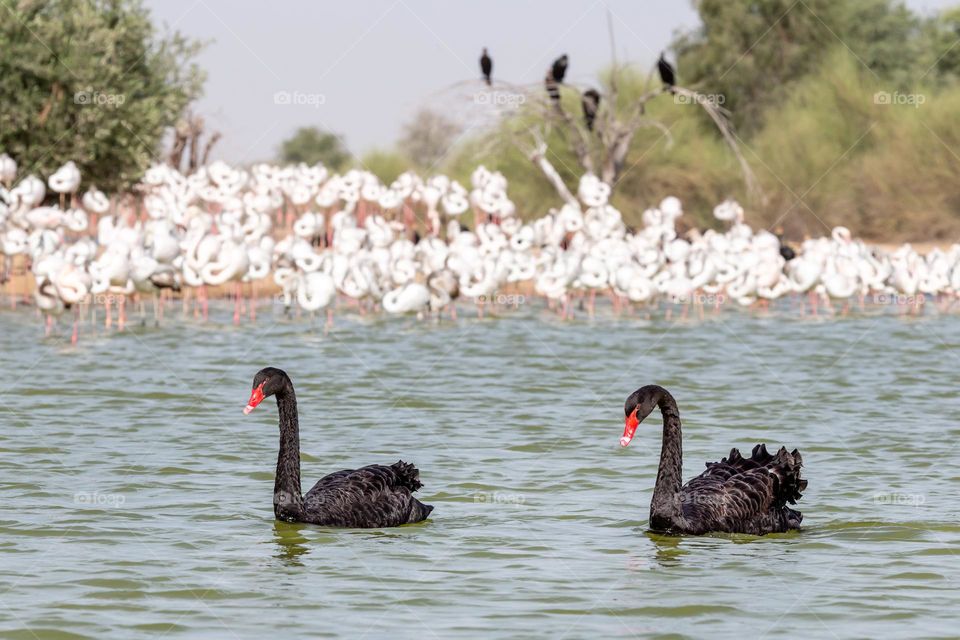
left=274, top=380, right=304, bottom=522
left=650, top=388, right=683, bottom=525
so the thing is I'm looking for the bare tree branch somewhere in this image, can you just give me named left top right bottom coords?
left=671, top=86, right=763, bottom=202
left=549, top=97, right=595, bottom=175
left=636, top=117, right=674, bottom=146
left=469, top=51, right=762, bottom=206
left=168, top=118, right=189, bottom=170
left=508, top=127, right=578, bottom=207
left=200, top=131, right=222, bottom=167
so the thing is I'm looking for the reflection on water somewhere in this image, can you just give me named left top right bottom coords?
left=0, top=305, right=958, bottom=639
left=647, top=532, right=688, bottom=568
left=272, top=521, right=310, bottom=566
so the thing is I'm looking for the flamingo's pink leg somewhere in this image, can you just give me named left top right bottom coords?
left=71, top=307, right=79, bottom=345
left=233, top=282, right=241, bottom=326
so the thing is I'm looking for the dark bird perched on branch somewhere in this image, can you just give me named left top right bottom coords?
left=545, top=71, right=560, bottom=104
left=581, top=89, right=601, bottom=131
left=658, top=52, right=676, bottom=92
left=480, top=48, right=492, bottom=86
left=551, top=54, right=569, bottom=83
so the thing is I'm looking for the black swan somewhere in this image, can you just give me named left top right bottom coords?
left=620, top=385, right=806, bottom=535
left=657, top=52, right=676, bottom=91
left=480, top=47, right=492, bottom=86
left=243, top=367, right=433, bottom=527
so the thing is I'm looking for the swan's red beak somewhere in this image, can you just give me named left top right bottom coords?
left=621, top=407, right=640, bottom=447
left=243, top=382, right=266, bottom=415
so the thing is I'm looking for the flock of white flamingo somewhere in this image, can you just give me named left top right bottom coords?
left=1, top=151, right=958, bottom=342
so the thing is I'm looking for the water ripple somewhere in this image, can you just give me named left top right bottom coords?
left=0, top=310, right=958, bottom=638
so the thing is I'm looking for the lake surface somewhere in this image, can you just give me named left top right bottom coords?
left=1, top=302, right=958, bottom=639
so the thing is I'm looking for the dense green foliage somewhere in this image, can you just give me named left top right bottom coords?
left=277, top=127, right=351, bottom=171
left=673, top=0, right=925, bottom=132
left=0, top=0, right=203, bottom=192
left=360, top=149, right=408, bottom=184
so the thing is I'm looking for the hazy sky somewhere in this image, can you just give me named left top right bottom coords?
left=144, top=0, right=957, bottom=164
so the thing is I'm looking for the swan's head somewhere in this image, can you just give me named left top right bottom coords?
left=621, top=385, right=663, bottom=447
left=244, top=367, right=289, bottom=414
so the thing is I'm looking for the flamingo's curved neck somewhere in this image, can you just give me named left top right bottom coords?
left=274, top=384, right=304, bottom=521
left=651, top=390, right=683, bottom=524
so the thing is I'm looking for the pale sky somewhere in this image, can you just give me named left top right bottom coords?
left=144, top=0, right=958, bottom=164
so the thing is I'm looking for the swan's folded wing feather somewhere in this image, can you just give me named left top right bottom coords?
left=700, top=444, right=778, bottom=481
left=682, top=446, right=806, bottom=533
left=302, top=464, right=425, bottom=527
left=306, top=463, right=421, bottom=495
left=307, top=468, right=357, bottom=491
left=679, top=468, right=778, bottom=532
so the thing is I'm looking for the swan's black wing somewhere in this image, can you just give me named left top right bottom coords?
left=302, top=460, right=433, bottom=528
left=694, top=444, right=779, bottom=482
left=678, top=445, right=806, bottom=535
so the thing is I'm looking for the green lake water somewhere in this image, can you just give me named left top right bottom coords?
left=0, top=303, right=958, bottom=638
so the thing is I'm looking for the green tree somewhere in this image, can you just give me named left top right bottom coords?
left=361, top=149, right=408, bottom=184
left=278, top=127, right=350, bottom=170
left=921, top=6, right=960, bottom=81
left=672, top=0, right=922, bottom=131
left=398, top=108, right=462, bottom=170
left=0, top=0, right=204, bottom=192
